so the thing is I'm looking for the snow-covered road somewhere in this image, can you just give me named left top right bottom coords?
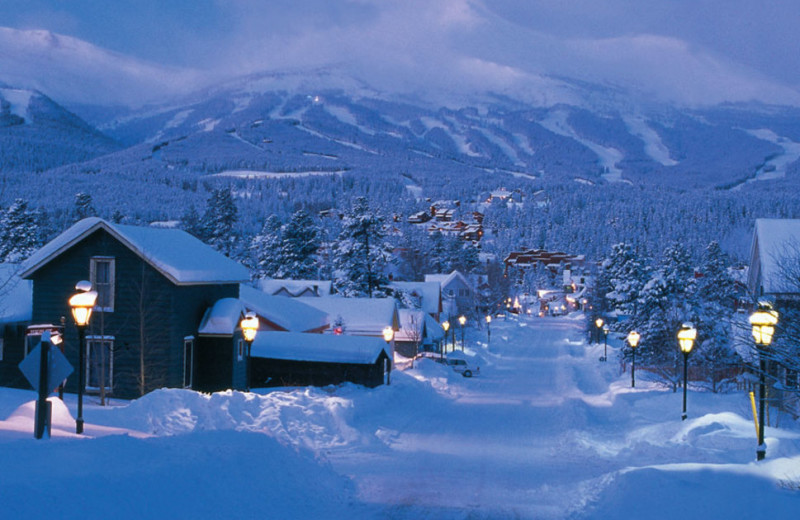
left=2, top=314, right=799, bottom=519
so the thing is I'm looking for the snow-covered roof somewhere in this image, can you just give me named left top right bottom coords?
left=251, top=331, right=390, bottom=365
left=299, top=296, right=399, bottom=335
left=21, top=217, right=250, bottom=285
left=395, top=309, right=445, bottom=343
left=197, top=298, right=245, bottom=336
left=424, top=270, right=471, bottom=291
left=751, top=218, right=800, bottom=294
left=257, top=278, right=333, bottom=297
left=239, top=284, right=329, bottom=332
left=0, top=264, right=32, bottom=323
left=390, top=281, right=441, bottom=315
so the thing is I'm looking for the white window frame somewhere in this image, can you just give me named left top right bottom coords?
left=183, top=336, right=194, bottom=388
left=237, top=339, right=244, bottom=361
left=90, top=257, right=116, bottom=312
left=86, top=335, right=114, bottom=392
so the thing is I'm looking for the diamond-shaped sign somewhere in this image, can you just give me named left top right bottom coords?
left=19, top=342, right=74, bottom=393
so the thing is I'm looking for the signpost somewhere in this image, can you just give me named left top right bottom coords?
left=19, top=331, right=73, bottom=439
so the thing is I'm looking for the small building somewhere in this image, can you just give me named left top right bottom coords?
left=0, top=264, right=33, bottom=389
left=299, top=296, right=400, bottom=338
left=389, top=281, right=442, bottom=320
left=17, top=217, right=250, bottom=398
left=746, top=218, right=800, bottom=416
left=250, top=332, right=392, bottom=388
left=425, top=270, right=475, bottom=317
left=395, top=309, right=445, bottom=357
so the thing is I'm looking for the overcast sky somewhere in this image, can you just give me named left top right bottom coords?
left=3, top=0, right=800, bottom=106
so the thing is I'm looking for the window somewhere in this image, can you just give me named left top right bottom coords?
left=86, top=336, right=114, bottom=391
left=0, top=337, right=3, bottom=361
left=183, top=337, right=194, bottom=388
left=90, top=257, right=115, bottom=312
left=237, top=339, right=244, bottom=361
left=787, top=369, right=798, bottom=390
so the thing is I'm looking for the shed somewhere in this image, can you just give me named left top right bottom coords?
left=250, top=332, right=392, bottom=388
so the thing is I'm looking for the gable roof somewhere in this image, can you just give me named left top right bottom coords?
left=197, top=298, right=245, bottom=336
left=299, top=296, right=399, bottom=335
left=239, top=284, right=329, bottom=332
left=21, top=218, right=250, bottom=285
left=257, top=278, right=333, bottom=297
left=0, top=263, right=32, bottom=323
left=390, top=281, right=442, bottom=315
left=750, top=218, right=800, bottom=295
left=251, top=331, right=390, bottom=365
left=424, top=270, right=472, bottom=291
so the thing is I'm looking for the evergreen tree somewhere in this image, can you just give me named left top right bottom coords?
left=201, top=188, right=238, bottom=255
left=333, top=197, right=390, bottom=297
left=0, top=199, right=43, bottom=262
left=180, top=205, right=203, bottom=238
left=692, top=241, right=739, bottom=390
left=74, top=192, right=96, bottom=221
left=602, top=242, right=647, bottom=317
left=250, top=215, right=283, bottom=278
left=276, top=209, right=320, bottom=279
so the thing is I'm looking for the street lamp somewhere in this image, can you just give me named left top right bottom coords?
left=69, top=281, right=97, bottom=435
left=240, top=312, right=259, bottom=392
left=442, top=321, right=450, bottom=358
left=602, top=324, right=609, bottom=362
left=627, top=331, right=640, bottom=388
left=382, top=326, right=394, bottom=385
left=458, top=315, right=466, bottom=350
left=485, top=315, right=492, bottom=345
left=750, top=302, right=779, bottom=461
left=594, top=317, right=604, bottom=344
left=677, top=322, right=697, bottom=421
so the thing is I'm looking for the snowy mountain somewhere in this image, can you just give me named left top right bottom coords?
left=0, top=27, right=201, bottom=107
left=84, top=75, right=800, bottom=189
left=0, top=86, right=119, bottom=173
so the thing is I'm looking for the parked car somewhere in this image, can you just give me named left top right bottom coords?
left=445, top=357, right=478, bottom=378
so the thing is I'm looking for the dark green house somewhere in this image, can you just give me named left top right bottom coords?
left=18, top=217, right=251, bottom=399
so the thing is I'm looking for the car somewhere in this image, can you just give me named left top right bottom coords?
left=445, top=357, right=478, bottom=378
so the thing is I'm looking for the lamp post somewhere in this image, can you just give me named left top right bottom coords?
left=240, top=312, right=259, bottom=392
left=441, top=321, right=450, bottom=359
left=627, top=331, right=640, bottom=388
left=750, top=302, right=778, bottom=461
left=458, top=315, right=466, bottom=350
left=69, top=281, right=97, bottom=435
left=485, top=315, right=492, bottom=346
left=677, top=322, right=697, bottom=421
left=382, top=326, right=394, bottom=385
left=594, top=317, right=604, bottom=344
left=602, top=324, right=609, bottom=362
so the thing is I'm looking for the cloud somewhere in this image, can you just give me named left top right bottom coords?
left=2, top=0, right=799, bottom=107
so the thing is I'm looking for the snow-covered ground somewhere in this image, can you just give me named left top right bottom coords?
left=2, top=315, right=799, bottom=519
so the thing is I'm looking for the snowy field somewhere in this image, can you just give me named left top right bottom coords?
left=2, top=315, right=800, bottom=519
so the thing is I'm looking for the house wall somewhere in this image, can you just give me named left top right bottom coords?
left=252, top=351, right=389, bottom=388
left=28, top=228, right=239, bottom=399
left=442, top=277, right=473, bottom=316
left=0, top=322, right=31, bottom=389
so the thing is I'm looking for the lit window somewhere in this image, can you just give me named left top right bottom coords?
left=90, top=257, right=115, bottom=312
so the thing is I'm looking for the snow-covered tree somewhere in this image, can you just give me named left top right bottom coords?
left=333, top=197, right=390, bottom=297
left=250, top=215, right=283, bottom=278
left=602, top=242, right=647, bottom=317
left=276, top=209, right=320, bottom=279
left=0, top=199, right=43, bottom=262
left=201, top=188, right=238, bottom=255
left=74, top=192, right=96, bottom=221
